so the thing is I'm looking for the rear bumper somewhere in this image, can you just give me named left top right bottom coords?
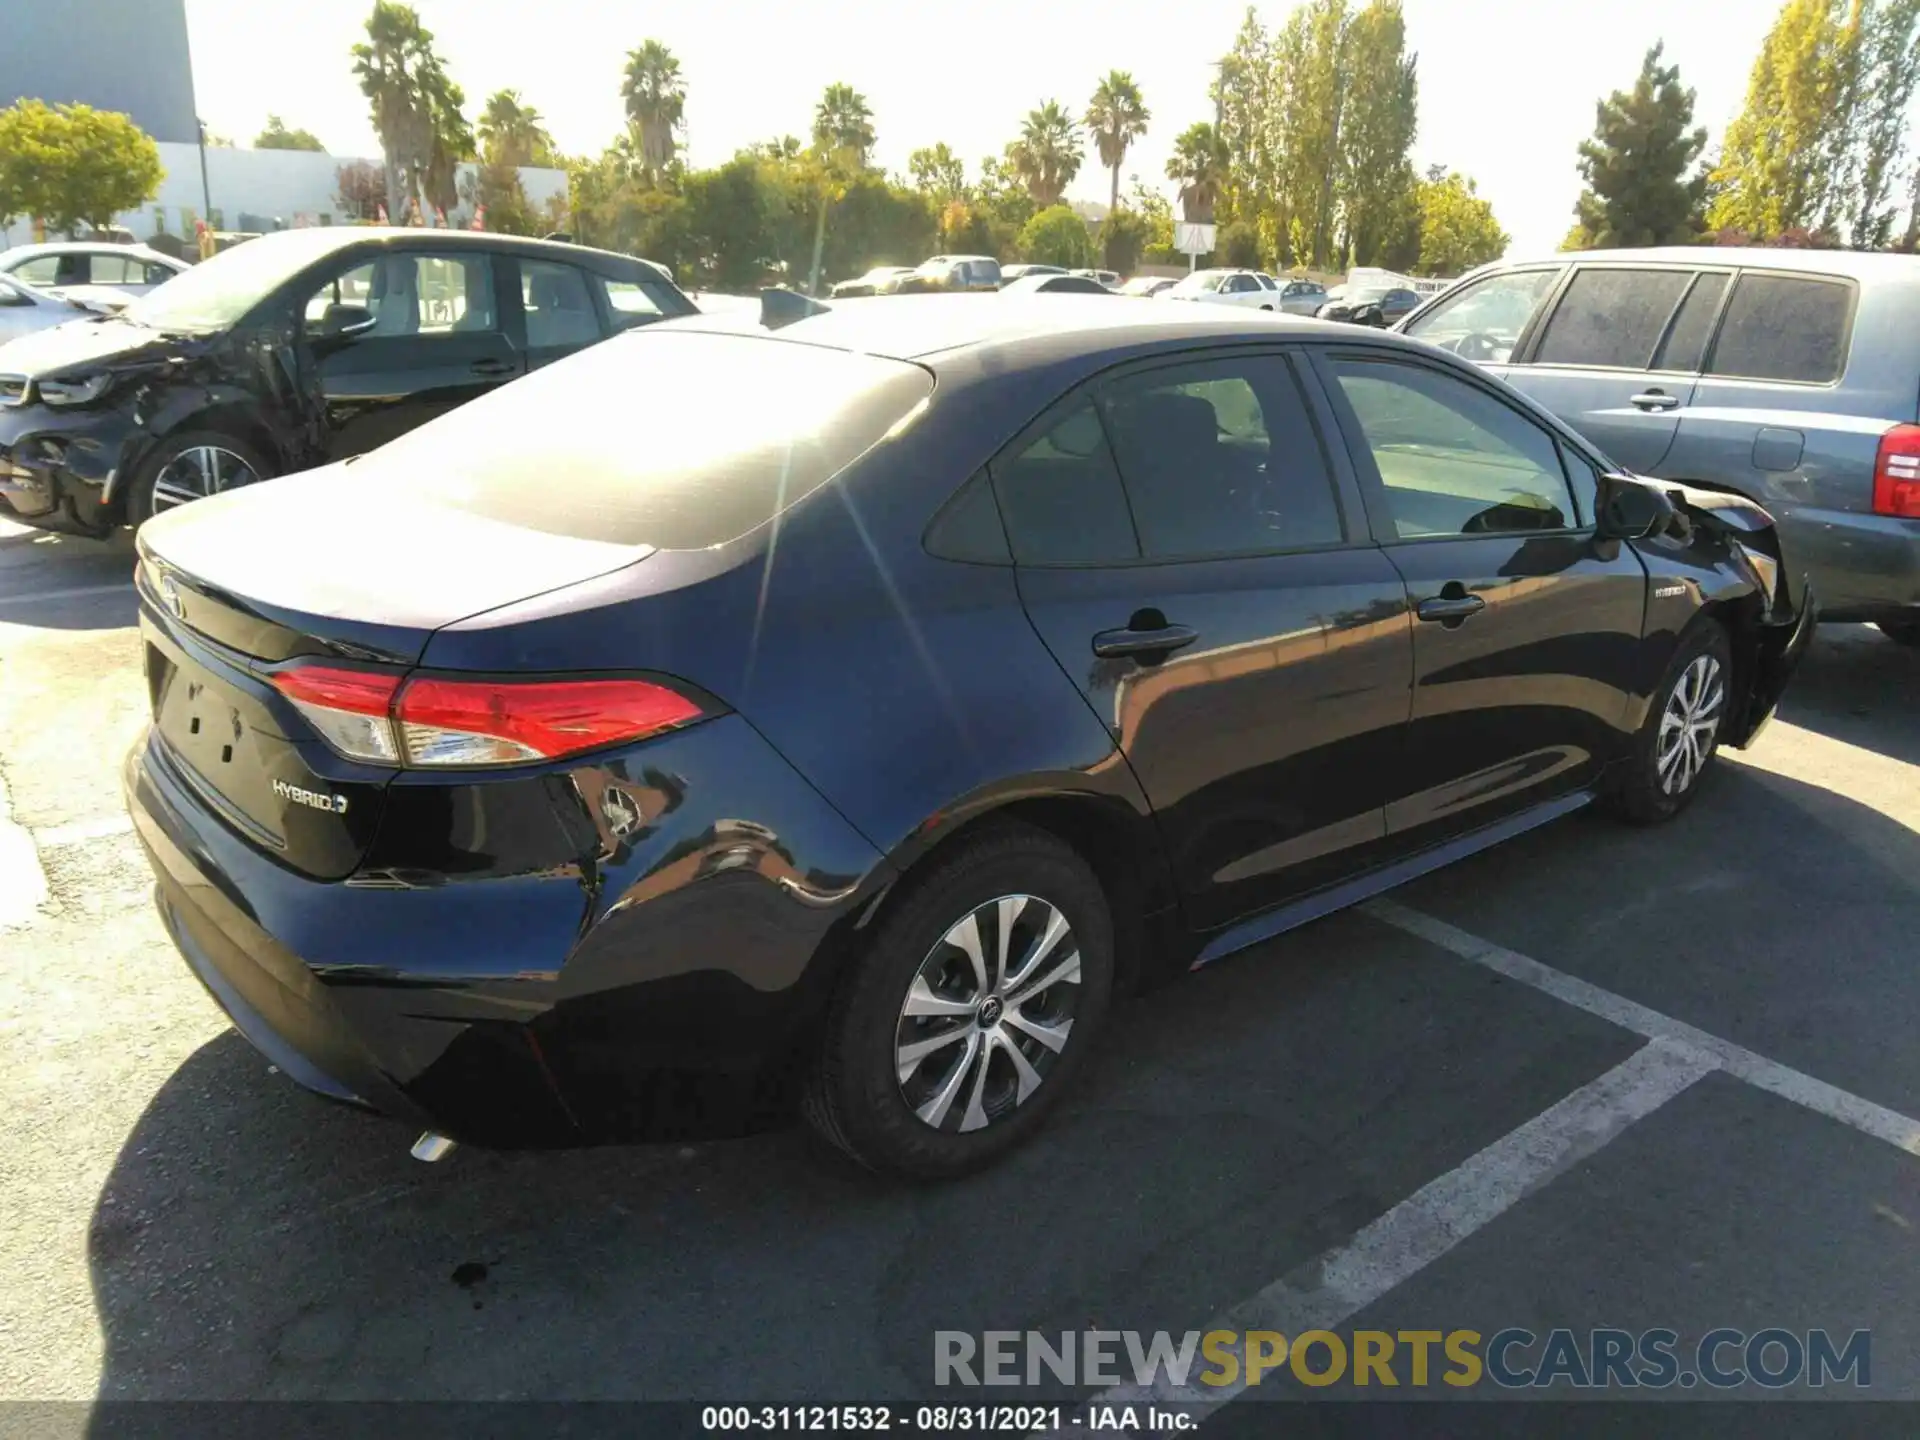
left=1776, top=508, right=1920, bottom=623
left=125, top=713, right=894, bottom=1147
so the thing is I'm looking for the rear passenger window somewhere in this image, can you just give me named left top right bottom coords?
left=1099, top=356, right=1344, bottom=558
left=991, top=402, right=1140, bottom=565
left=1651, top=272, right=1728, bottom=372
left=1707, top=274, right=1851, bottom=384
left=521, top=260, right=602, bottom=350
left=1534, top=269, right=1690, bottom=369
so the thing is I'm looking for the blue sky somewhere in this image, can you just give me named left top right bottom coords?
left=184, top=0, right=1797, bottom=258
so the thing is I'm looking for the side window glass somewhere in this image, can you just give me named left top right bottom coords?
left=598, top=277, right=666, bottom=330
left=925, top=470, right=1011, bottom=564
left=1404, top=268, right=1562, bottom=364
left=1100, top=355, right=1344, bottom=558
left=1651, top=273, right=1728, bottom=372
left=302, top=254, right=496, bottom=338
left=1707, top=275, right=1851, bottom=384
left=303, top=261, right=378, bottom=328
left=1556, top=440, right=1603, bottom=528
left=1330, top=358, right=1577, bottom=539
left=521, top=260, right=602, bottom=349
left=12, top=256, right=60, bottom=286
left=990, top=401, right=1139, bottom=565
left=1534, top=268, right=1691, bottom=370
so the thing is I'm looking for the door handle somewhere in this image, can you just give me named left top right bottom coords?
left=1092, top=623, right=1198, bottom=659
left=1416, top=594, right=1486, bottom=623
left=470, top=358, right=516, bottom=377
left=1629, top=389, right=1680, bottom=412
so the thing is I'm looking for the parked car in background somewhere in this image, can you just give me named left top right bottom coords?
left=0, top=275, right=113, bottom=343
left=1071, top=268, right=1121, bottom=289
left=1317, top=286, right=1419, bottom=326
left=831, top=266, right=915, bottom=298
left=0, top=227, right=693, bottom=536
left=1398, top=247, right=1920, bottom=645
left=1157, top=268, right=1283, bottom=309
left=1118, top=276, right=1178, bottom=297
left=998, top=273, right=1114, bottom=296
left=0, top=242, right=188, bottom=299
left=1276, top=278, right=1328, bottom=315
left=899, top=255, right=1002, bottom=293
left=122, top=294, right=1809, bottom=1180
left=1000, top=264, right=1068, bottom=285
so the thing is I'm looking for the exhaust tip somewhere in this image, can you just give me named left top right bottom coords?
left=410, top=1131, right=457, bottom=1163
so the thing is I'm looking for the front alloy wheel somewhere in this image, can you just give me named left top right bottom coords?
left=149, top=444, right=258, bottom=513
left=1656, top=652, right=1724, bottom=797
left=895, top=894, right=1082, bottom=1133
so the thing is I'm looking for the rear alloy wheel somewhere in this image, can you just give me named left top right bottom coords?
left=1603, top=621, right=1733, bottom=825
left=804, top=824, right=1113, bottom=1178
left=131, top=431, right=269, bottom=523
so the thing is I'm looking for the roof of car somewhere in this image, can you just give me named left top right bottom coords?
left=1, top=241, right=179, bottom=263
left=1484, top=246, right=1920, bottom=279
left=671, top=292, right=1380, bottom=365
left=173, top=225, right=678, bottom=283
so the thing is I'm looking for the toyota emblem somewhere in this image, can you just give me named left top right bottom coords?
left=158, top=572, right=184, bottom=619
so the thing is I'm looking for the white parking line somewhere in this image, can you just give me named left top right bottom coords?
left=1363, top=898, right=1920, bottom=1155
left=0, top=769, right=49, bottom=931
left=1042, top=1040, right=1713, bottom=1429
left=0, top=580, right=134, bottom=605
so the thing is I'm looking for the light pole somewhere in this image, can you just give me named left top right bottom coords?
left=196, top=117, right=213, bottom=234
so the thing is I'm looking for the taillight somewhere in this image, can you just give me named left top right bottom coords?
left=269, top=667, right=708, bottom=768
left=1874, top=424, right=1920, bottom=519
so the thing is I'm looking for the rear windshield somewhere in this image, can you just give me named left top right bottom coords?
left=366, top=328, right=934, bottom=547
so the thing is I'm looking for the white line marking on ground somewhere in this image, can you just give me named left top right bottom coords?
left=36, top=814, right=134, bottom=848
left=1040, top=1039, right=1712, bottom=1430
left=1364, top=897, right=1920, bottom=1155
left=0, top=580, right=133, bottom=605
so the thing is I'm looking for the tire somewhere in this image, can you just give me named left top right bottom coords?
left=1602, top=620, right=1734, bottom=825
left=802, top=823, right=1114, bottom=1179
left=1879, top=620, right=1920, bottom=647
left=128, top=430, right=271, bottom=525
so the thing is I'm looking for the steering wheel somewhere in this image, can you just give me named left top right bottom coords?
left=1450, top=332, right=1505, bottom=362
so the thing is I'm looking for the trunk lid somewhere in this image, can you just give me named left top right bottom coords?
left=137, top=463, right=654, bottom=879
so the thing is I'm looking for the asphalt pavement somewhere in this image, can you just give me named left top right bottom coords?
left=1, top=514, right=1916, bottom=1418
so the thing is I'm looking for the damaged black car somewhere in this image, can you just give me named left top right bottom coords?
left=0, top=227, right=693, bottom=535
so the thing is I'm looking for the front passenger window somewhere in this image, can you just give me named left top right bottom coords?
left=1330, top=358, right=1577, bottom=539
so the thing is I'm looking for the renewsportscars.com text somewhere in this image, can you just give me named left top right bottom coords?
left=934, top=1327, right=1871, bottom=1391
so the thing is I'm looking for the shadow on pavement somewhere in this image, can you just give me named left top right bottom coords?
left=0, top=527, right=137, bottom=633
left=1776, top=623, right=1920, bottom=768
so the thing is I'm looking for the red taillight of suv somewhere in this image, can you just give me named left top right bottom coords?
left=1874, top=424, right=1920, bottom=519
left=271, top=665, right=709, bottom=768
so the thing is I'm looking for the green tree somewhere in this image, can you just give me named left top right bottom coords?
left=908, top=142, right=966, bottom=199
left=1018, top=204, right=1096, bottom=266
left=418, top=71, right=473, bottom=217
left=254, top=115, right=325, bottom=151
left=1218, top=218, right=1262, bottom=267
left=1840, top=0, right=1920, bottom=246
left=1166, top=121, right=1228, bottom=221
left=0, top=100, right=162, bottom=234
left=1415, top=170, right=1507, bottom=275
left=1009, top=101, right=1082, bottom=207
left=1337, top=0, right=1418, bottom=266
left=1130, top=179, right=1178, bottom=264
left=477, top=89, right=554, bottom=168
left=1085, top=71, right=1150, bottom=217
left=351, top=1, right=451, bottom=217
left=621, top=39, right=686, bottom=184
left=1215, top=6, right=1277, bottom=247
left=1709, top=0, right=1862, bottom=237
left=1568, top=44, right=1708, bottom=248
left=1098, top=208, right=1151, bottom=272
left=813, top=83, right=876, bottom=167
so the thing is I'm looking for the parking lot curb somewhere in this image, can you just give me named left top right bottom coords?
left=0, top=764, right=49, bottom=931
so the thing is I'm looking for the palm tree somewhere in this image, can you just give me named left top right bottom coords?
left=1010, top=100, right=1083, bottom=208
left=621, top=40, right=686, bottom=183
left=477, top=89, right=553, bottom=168
left=1167, top=121, right=1228, bottom=223
left=1085, top=72, right=1149, bottom=217
left=351, top=0, right=440, bottom=215
left=812, top=83, right=875, bottom=167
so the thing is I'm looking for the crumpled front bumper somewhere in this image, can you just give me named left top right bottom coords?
left=1727, top=582, right=1818, bottom=749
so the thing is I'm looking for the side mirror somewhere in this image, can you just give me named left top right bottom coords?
left=1595, top=473, right=1676, bottom=540
left=316, top=302, right=376, bottom=339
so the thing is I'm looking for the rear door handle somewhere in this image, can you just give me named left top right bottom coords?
left=1092, top=624, right=1198, bottom=659
left=470, top=358, right=516, bottom=377
left=1629, top=389, right=1680, bottom=412
left=1416, top=595, right=1486, bottom=623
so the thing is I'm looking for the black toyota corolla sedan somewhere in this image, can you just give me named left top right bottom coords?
left=0, top=227, right=692, bottom=536
left=124, top=296, right=1814, bottom=1179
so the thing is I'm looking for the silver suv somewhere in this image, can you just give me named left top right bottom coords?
left=1399, top=248, right=1920, bottom=645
